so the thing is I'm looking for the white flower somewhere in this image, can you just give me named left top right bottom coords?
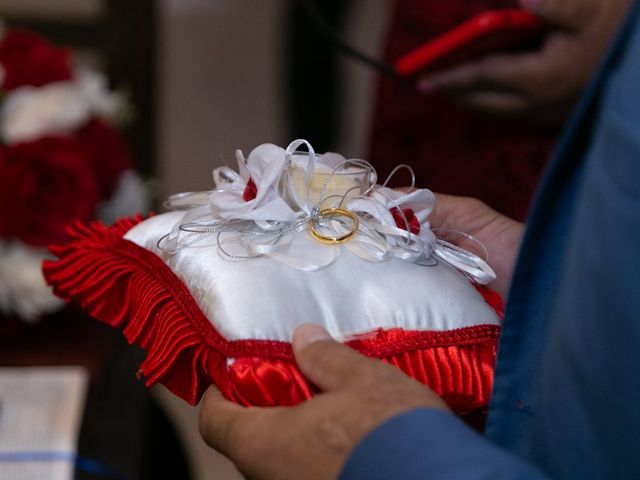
left=347, top=187, right=436, bottom=236
left=0, top=241, right=64, bottom=322
left=209, top=144, right=299, bottom=222
left=0, top=68, right=125, bottom=144
left=287, top=151, right=369, bottom=209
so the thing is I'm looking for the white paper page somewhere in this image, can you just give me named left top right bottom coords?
left=0, top=366, right=88, bottom=480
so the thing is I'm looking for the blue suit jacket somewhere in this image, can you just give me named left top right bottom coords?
left=342, top=2, right=640, bottom=478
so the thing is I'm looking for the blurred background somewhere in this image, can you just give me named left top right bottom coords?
left=0, top=1, right=390, bottom=479
left=0, top=0, right=389, bottom=195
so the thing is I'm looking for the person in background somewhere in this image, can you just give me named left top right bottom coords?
left=198, top=0, right=638, bottom=478
left=368, top=0, right=626, bottom=221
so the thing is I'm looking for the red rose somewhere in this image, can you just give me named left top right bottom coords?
left=0, top=29, right=73, bottom=90
left=0, top=137, right=99, bottom=246
left=76, top=118, right=133, bottom=200
left=391, top=207, right=421, bottom=234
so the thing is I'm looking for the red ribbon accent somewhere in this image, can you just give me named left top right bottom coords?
left=242, top=178, right=257, bottom=201
left=390, top=207, right=421, bottom=234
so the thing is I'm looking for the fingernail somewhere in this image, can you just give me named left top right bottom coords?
left=417, top=78, right=437, bottom=93
left=294, top=323, right=331, bottom=346
left=519, top=0, right=542, bottom=11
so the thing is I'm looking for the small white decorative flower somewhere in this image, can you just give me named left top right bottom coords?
left=209, top=143, right=299, bottom=222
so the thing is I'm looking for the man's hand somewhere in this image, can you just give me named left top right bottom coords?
left=419, top=0, right=632, bottom=123
left=199, top=324, right=447, bottom=480
left=429, top=193, right=524, bottom=297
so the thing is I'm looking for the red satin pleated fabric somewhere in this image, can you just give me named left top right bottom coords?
left=228, top=337, right=497, bottom=414
left=44, top=216, right=501, bottom=414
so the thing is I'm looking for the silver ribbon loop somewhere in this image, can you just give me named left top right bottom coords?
left=433, top=240, right=496, bottom=285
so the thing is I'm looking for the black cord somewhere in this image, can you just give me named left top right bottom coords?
left=296, top=0, right=398, bottom=77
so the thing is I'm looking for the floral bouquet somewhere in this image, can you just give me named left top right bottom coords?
left=0, top=25, right=148, bottom=321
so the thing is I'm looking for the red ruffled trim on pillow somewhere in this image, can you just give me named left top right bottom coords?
left=228, top=338, right=497, bottom=414
left=474, top=284, right=505, bottom=320
left=44, top=217, right=501, bottom=413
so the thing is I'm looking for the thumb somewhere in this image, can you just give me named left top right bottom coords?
left=292, top=323, right=370, bottom=391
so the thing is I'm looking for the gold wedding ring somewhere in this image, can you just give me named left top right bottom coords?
left=309, top=208, right=359, bottom=245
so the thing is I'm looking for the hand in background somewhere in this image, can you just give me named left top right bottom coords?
left=199, top=324, right=447, bottom=480
left=429, top=194, right=524, bottom=297
left=420, top=0, right=632, bottom=124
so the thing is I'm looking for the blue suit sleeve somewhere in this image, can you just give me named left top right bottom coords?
left=340, top=409, right=548, bottom=480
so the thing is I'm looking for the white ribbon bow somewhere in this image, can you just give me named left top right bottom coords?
left=158, top=140, right=496, bottom=284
